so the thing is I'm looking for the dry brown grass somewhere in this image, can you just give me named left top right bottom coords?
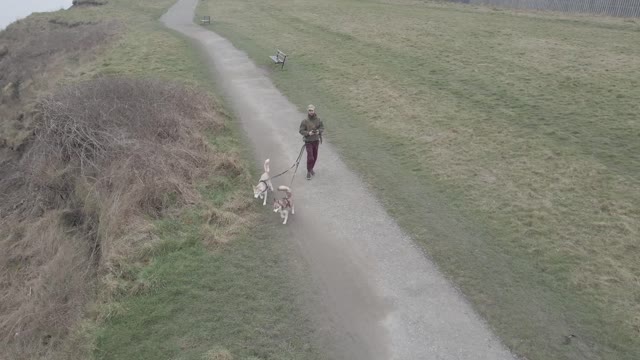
left=0, top=13, right=116, bottom=152
left=200, top=204, right=251, bottom=247
left=0, top=77, right=230, bottom=359
left=203, top=347, right=234, bottom=360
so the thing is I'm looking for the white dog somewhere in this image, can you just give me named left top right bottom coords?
left=273, top=185, right=294, bottom=224
left=253, top=159, right=273, bottom=206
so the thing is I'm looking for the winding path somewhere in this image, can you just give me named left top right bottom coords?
left=162, top=2, right=516, bottom=359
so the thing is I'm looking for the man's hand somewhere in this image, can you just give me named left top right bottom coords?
left=308, top=130, right=316, bottom=136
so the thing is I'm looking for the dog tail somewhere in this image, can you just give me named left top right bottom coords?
left=278, top=185, right=292, bottom=197
left=264, top=158, right=270, bottom=173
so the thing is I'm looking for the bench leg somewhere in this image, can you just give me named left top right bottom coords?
left=281, top=58, right=285, bottom=70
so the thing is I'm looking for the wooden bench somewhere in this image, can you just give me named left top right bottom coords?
left=200, top=16, right=211, bottom=25
left=269, top=49, right=287, bottom=69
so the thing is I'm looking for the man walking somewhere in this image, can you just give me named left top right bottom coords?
left=299, top=104, right=324, bottom=180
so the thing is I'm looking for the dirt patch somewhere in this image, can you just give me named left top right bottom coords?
left=71, top=0, right=108, bottom=7
left=48, top=19, right=98, bottom=28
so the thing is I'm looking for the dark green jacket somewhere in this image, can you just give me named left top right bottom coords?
left=299, top=116, right=324, bottom=142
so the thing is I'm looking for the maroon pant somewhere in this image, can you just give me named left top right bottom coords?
left=305, top=140, right=320, bottom=172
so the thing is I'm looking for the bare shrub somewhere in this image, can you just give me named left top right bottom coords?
left=0, top=77, right=228, bottom=359
left=0, top=213, right=96, bottom=359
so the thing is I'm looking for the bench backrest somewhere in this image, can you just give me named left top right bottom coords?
left=275, top=49, right=287, bottom=61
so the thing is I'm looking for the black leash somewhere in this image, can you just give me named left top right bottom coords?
left=288, top=150, right=303, bottom=187
left=268, top=144, right=306, bottom=183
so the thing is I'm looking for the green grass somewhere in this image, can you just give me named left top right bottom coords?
left=47, top=0, right=210, bottom=84
left=95, top=219, right=319, bottom=360
left=30, top=1, right=321, bottom=359
left=196, top=0, right=640, bottom=359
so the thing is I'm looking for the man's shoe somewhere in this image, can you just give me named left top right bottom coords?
left=306, top=172, right=311, bottom=180
left=310, top=170, right=315, bottom=176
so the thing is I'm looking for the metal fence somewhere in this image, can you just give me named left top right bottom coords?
left=459, top=0, right=640, bottom=17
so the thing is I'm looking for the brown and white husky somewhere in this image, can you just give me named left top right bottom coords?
left=273, top=185, right=294, bottom=224
left=253, top=159, right=273, bottom=206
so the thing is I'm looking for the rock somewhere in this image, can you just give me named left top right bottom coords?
left=2, top=82, right=15, bottom=102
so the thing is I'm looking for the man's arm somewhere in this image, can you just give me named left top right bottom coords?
left=299, top=119, right=310, bottom=136
left=299, top=120, right=309, bottom=136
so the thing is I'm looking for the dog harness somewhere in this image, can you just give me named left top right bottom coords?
left=258, top=180, right=270, bottom=195
left=277, top=197, right=292, bottom=209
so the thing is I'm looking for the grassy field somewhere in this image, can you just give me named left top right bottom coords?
left=1, top=1, right=320, bottom=359
left=93, top=217, right=320, bottom=360
left=196, top=0, right=640, bottom=359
